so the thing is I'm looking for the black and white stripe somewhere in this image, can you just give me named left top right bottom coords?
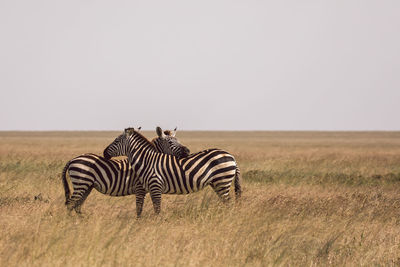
left=61, top=127, right=189, bottom=216
left=103, top=128, right=242, bottom=215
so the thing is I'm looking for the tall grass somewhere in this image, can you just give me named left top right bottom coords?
left=1, top=131, right=400, bottom=266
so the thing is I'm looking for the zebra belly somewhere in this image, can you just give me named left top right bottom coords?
left=90, top=169, right=140, bottom=196
left=163, top=184, right=209, bottom=195
left=107, top=172, right=141, bottom=196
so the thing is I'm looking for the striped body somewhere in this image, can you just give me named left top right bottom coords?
left=62, top=128, right=190, bottom=215
left=67, top=154, right=140, bottom=196
left=104, top=130, right=242, bottom=215
left=150, top=149, right=237, bottom=197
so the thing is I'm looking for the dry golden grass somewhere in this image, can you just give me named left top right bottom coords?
left=1, top=131, right=400, bottom=266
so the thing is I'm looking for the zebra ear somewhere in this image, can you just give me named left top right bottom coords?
left=125, top=128, right=135, bottom=137
left=171, top=127, right=177, bottom=137
left=156, top=126, right=166, bottom=138
left=137, top=127, right=142, bottom=131
left=124, top=128, right=130, bottom=137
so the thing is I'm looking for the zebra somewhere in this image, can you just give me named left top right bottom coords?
left=103, top=128, right=242, bottom=215
left=61, top=127, right=190, bottom=217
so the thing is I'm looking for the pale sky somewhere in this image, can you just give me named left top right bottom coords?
left=0, top=0, right=399, bottom=131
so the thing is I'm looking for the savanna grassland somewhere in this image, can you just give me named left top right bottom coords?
left=1, top=131, right=400, bottom=266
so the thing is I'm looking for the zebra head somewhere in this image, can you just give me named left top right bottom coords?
left=153, top=126, right=190, bottom=159
left=103, top=128, right=135, bottom=160
left=103, top=127, right=190, bottom=160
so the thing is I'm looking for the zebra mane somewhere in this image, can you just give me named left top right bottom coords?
left=128, top=130, right=157, bottom=151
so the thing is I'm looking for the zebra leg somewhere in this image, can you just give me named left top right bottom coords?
left=148, top=178, right=163, bottom=214
left=210, top=181, right=232, bottom=202
left=65, top=198, right=75, bottom=212
left=66, top=191, right=83, bottom=212
left=234, top=166, right=242, bottom=199
left=65, top=185, right=93, bottom=214
left=135, top=189, right=146, bottom=218
left=150, top=190, right=162, bottom=214
left=73, top=186, right=93, bottom=214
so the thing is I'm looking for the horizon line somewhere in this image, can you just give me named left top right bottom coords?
left=0, top=129, right=399, bottom=132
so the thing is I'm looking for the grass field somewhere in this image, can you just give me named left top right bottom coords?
left=1, top=131, right=400, bottom=266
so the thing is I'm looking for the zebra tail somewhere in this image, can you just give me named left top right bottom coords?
left=234, top=166, right=242, bottom=199
left=61, top=161, right=72, bottom=205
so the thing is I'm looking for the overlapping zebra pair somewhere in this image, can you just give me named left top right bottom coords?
left=62, top=127, right=242, bottom=217
left=62, top=127, right=189, bottom=216
left=103, top=128, right=241, bottom=216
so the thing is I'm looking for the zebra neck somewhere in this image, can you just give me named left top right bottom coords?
left=127, top=146, right=157, bottom=166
